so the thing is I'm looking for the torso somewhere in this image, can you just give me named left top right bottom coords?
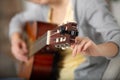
left=48, top=1, right=68, bottom=24
left=48, top=1, right=86, bottom=80
left=49, top=7, right=67, bottom=24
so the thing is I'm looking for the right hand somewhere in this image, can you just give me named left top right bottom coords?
left=11, top=33, right=28, bottom=62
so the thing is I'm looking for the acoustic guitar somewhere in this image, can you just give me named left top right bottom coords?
left=18, top=21, right=78, bottom=80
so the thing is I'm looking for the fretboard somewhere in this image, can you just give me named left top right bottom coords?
left=28, top=31, right=51, bottom=57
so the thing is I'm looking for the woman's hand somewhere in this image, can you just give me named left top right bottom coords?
left=71, top=37, right=102, bottom=57
left=11, top=33, right=28, bottom=62
left=71, top=36, right=119, bottom=58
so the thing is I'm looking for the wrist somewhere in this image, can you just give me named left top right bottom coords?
left=97, top=44, right=105, bottom=57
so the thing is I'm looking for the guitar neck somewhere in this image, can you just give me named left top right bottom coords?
left=28, top=31, right=51, bottom=57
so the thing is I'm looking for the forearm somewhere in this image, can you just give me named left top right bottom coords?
left=98, top=42, right=119, bottom=58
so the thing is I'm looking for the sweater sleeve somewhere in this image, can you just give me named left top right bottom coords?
left=9, top=1, right=44, bottom=38
left=86, top=0, right=120, bottom=59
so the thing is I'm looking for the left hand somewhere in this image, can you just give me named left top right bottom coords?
left=71, top=37, right=102, bottom=57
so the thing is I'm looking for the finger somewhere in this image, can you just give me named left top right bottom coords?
left=83, top=41, right=92, bottom=51
left=12, top=49, right=28, bottom=62
left=12, top=45, right=25, bottom=55
left=82, top=49, right=92, bottom=56
left=81, top=51, right=88, bottom=56
left=70, top=44, right=75, bottom=49
left=75, top=37, right=82, bottom=43
left=21, top=41, right=28, bottom=54
left=14, top=45, right=25, bottom=55
left=72, top=45, right=78, bottom=57
left=72, top=37, right=85, bottom=56
left=77, top=40, right=87, bottom=53
left=14, top=51, right=28, bottom=62
left=12, top=49, right=27, bottom=61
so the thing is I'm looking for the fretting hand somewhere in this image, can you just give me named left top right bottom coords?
left=11, top=33, right=28, bottom=62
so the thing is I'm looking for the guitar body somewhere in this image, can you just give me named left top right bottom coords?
left=18, top=22, right=59, bottom=80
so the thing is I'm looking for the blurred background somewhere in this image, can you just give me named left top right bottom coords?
left=0, top=0, right=23, bottom=78
left=0, top=0, right=120, bottom=78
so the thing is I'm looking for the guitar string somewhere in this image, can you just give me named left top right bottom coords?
left=30, top=37, right=47, bottom=52
left=30, top=34, right=47, bottom=54
left=31, top=32, right=47, bottom=48
left=29, top=38, right=47, bottom=56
